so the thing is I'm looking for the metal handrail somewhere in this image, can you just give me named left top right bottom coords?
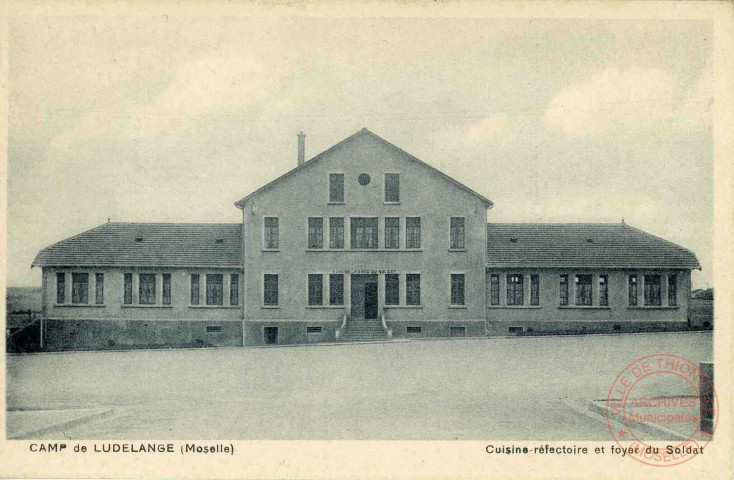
left=335, top=311, right=348, bottom=341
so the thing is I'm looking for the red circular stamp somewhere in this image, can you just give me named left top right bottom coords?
left=605, top=354, right=717, bottom=467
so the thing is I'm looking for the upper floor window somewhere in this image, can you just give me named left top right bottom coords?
left=530, top=274, right=539, bottom=306
left=644, top=275, right=662, bottom=306
left=385, top=217, right=400, bottom=249
left=599, top=275, right=609, bottom=307
left=507, top=274, right=523, bottom=305
left=451, top=274, right=465, bottom=306
left=95, top=273, right=105, bottom=305
left=450, top=217, right=465, bottom=249
left=668, top=275, right=677, bottom=307
left=490, top=274, right=500, bottom=306
left=628, top=274, right=638, bottom=306
left=71, top=273, right=89, bottom=304
left=206, top=274, right=224, bottom=306
left=329, top=217, right=344, bottom=249
left=264, top=217, right=279, bottom=250
left=139, top=273, right=156, bottom=305
left=264, top=274, right=279, bottom=306
left=351, top=217, right=378, bottom=249
left=56, top=273, right=66, bottom=304
left=406, top=217, right=421, bottom=249
left=308, top=217, right=323, bottom=249
left=575, top=275, right=592, bottom=306
left=385, top=173, right=400, bottom=202
left=329, top=173, right=344, bottom=203
left=559, top=275, right=569, bottom=306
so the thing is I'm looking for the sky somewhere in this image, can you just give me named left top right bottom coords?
left=7, top=17, right=713, bottom=288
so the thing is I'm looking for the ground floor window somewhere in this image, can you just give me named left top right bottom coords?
left=95, top=273, right=104, bottom=305
left=191, top=274, right=200, bottom=305
left=406, top=274, right=421, bottom=305
left=668, top=274, right=677, bottom=306
left=507, top=274, right=523, bottom=305
left=628, top=274, right=638, bottom=306
left=162, top=273, right=171, bottom=305
left=206, top=274, right=224, bottom=306
left=71, top=273, right=89, bottom=304
left=230, top=274, right=239, bottom=306
left=451, top=274, right=465, bottom=306
left=490, top=274, right=500, bottom=305
left=385, top=274, right=399, bottom=305
left=530, top=274, right=539, bottom=306
left=56, top=272, right=66, bottom=304
left=599, top=275, right=608, bottom=306
left=644, top=274, right=662, bottom=306
left=559, top=275, right=569, bottom=306
left=575, top=275, right=592, bottom=306
left=124, top=273, right=133, bottom=304
left=264, top=274, right=279, bottom=306
left=330, top=274, right=344, bottom=305
left=139, top=273, right=156, bottom=305
left=308, top=274, right=323, bottom=305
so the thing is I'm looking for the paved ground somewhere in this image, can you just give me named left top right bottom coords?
left=6, top=332, right=712, bottom=440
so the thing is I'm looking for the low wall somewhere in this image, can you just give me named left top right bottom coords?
left=387, top=320, right=485, bottom=338
left=43, top=319, right=243, bottom=351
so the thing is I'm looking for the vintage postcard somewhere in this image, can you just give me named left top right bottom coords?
left=1, top=1, right=732, bottom=479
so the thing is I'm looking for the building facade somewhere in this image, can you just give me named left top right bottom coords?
left=30, top=129, right=701, bottom=350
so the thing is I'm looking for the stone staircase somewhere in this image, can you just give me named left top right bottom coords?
left=341, top=318, right=387, bottom=342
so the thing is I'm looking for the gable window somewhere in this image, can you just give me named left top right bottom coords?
left=308, top=217, right=324, bottom=249
left=406, top=274, right=421, bottom=306
left=644, top=275, right=662, bottom=306
left=71, top=273, right=88, bottom=304
left=95, top=273, right=104, bottom=305
left=264, top=217, right=279, bottom=250
left=190, top=274, right=200, bottom=305
left=329, top=274, right=344, bottom=305
left=385, top=217, right=400, bottom=249
left=329, top=217, right=344, bottom=249
left=139, top=273, right=156, bottom=305
left=668, top=275, right=677, bottom=307
left=385, top=274, right=400, bottom=305
left=450, top=217, right=465, bottom=249
left=451, top=274, right=465, bottom=306
left=230, top=274, right=240, bottom=306
left=56, top=273, right=66, bottom=304
left=329, top=173, right=344, bottom=203
left=385, top=173, right=400, bottom=202
left=406, top=217, right=421, bottom=249
left=206, top=274, right=224, bottom=306
left=559, top=275, right=569, bottom=306
left=264, top=274, right=279, bottom=306
left=124, top=273, right=133, bottom=305
left=351, top=217, right=378, bottom=249
left=575, top=275, right=592, bottom=306
left=490, top=274, right=500, bottom=306
left=507, top=274, right=523, bottom=306
left=308, top=274, right=323, bottom=306
left=628, top=275, right=638, bottom=306
left=162, top=273, right=171, bottom=305
left=599, top=275, right=609, bottom=307
left=530, top=274, right=539, bottom=306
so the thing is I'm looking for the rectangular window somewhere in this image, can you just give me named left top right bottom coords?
left=406, top=326, right=422, bottom=334
left=599, top=275, right=609, bottom=307
left=385, top=217, right=400, bottom=249
left=451, top=274, right=466, bottom=306
left=490, top=274, right=500, bottom=306
left=450, top=217, right=465, bottom=249
left=139, top=273, right=156, bottom=305
left=329, top=274, right=344, bottom=305
left=530, top=274, right=539, bottom=306
left=71, top=273, right=89, bottom=304
left=95, top=273, right=104, bottom=305
left=507, top=274, right=524, bottom=306
left=308, top=217, right=323, bottom=249
left=190, top=274, right=200, bottom=305
left=351, top=217, right=378, bottom=249
left=56, top=273, right=66, bottom=304
left=575, top=275, right=593, bottom=306
left=449, top=326, right=466, bottom=337
left=162, top=273, right=171, bottom=305
left=508, top=326, right=524, bottom=333
left=308, top=274, right=323, bottom=306
left=628, top=275, right=638, bottom=306
left=264, top=274, right=279, bottom=306
left=385, top=173, right=400, bottom=202
left=385, top=274, right=400, bottom=305
left=329, top=173, right=344, bottom=203
left=206, top=325, right=222, bottom=333
left=124, top=273, right=133, bottom=305
left=230, top=274, right=239, bottom=306
left=329, top=217, right=344, bottom=249
left=644, top=275, right=662, bottom=306
left=668, top=275, right=677, bottom=307
left=264, top=217, right=279, bottom=249
left=560, top=275, right=569, bottom=306
left=206, top=274, right=223, bottom=306
left=307, top=326, right=323, bottom=334
left=406, top=217, right=421, bottom=249
left=406, top=274, right=421, bottom=306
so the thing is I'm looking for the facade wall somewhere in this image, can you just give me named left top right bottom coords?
left=241, top=134, right=488, bottom=344
left=485, top=267, right=691, bottom=335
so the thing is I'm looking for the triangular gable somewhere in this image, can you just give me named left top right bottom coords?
left=234, top=128, right=493, bottom=209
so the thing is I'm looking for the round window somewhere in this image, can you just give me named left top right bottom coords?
left=358, top=173, right=371, bottom=185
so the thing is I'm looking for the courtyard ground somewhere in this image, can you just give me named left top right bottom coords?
left=6, top=331, right=712, bottom=440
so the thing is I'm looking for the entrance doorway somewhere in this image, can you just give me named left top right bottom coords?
left=264, top=326, right=278, bottom=345
left=351, top=274, right=378, bottom=320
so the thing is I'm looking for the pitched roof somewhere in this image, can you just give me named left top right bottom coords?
left=32, top=223, right=242, bottom=268
left=486, top=223, right=700, bottom=269
left=234, top=128, right=493, bottom=209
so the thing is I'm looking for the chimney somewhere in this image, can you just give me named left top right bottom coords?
left=297, top=131, right=306, bottom=166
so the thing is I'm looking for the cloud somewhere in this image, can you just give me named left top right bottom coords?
left=544, top=67, right=681, bottom=137
left=463, top=116, right=508, bottom=142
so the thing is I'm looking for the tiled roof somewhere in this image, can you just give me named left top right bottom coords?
left=32, top=223, right=242, bottom=268
left=486, top=223, right=700, bottom=269
left=234, top=128, right=493, bottom=209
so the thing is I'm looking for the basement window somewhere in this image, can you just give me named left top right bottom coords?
left=135, top=237, right=143, bottom=243
left=449, top=326, right=466, bottom=337
left=215, top=238, right=224, bottom=244
left=509, top=326, right=524, bottom=333
left=406, top=326, right=422, bottom=334
left=206, top=325, right=222, bottom=333
left=306, top=326, right=322, bottom=334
